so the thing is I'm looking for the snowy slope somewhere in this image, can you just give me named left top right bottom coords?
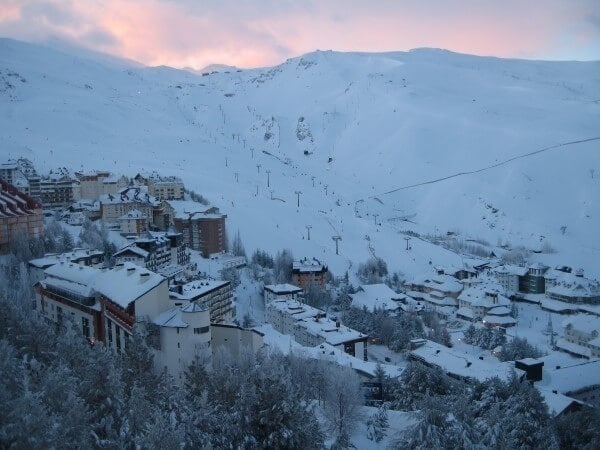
left=1, top=38, right=599, bottom=278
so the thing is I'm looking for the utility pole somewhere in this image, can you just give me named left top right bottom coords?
left=306, top=225, right=312, bottom=240
left=251, top=148, right=254, bottom=158
left=332, top=236, right=342, bottom=255
left=256, top=184, right=259, bottom=196
left=225, top=157, right=228, bottom=167
left=404, top=236, right=411, bottom=250
left=295, top=190, right=302, bottom=207
left=234, top=172, right=239, bottom=182
left=266, top=170, right=271, bottom=188
left=374, top=214, right=379, bottom=226
left=256, top=164, right=261, bottom=174
left=243, top=138, right=246, bottom=148
left=324, top=184, right=328, bottom=196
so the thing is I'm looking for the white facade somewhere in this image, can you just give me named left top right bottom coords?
left=153, top=303, right=212, bottom=380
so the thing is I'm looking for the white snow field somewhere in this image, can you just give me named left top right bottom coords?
left=1, top=38, right=599, bottom=280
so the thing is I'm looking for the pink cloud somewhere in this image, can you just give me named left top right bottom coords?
left=1, top=0, right=598, bottom=68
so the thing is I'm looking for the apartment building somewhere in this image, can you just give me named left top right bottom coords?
left=0, top=179, right=44, bottom=252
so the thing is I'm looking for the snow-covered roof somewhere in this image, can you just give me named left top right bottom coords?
left=268, top=299, right=324, bottom=321
left=255, top=324, right=403, bottom=379
left=113, top=244, right=149, bottom=259
left=482, top=315, right=516, bottom=326
left=487, top=306, right=511, bottom=316
left=554, top=338, right=592, bottom=358
left=537, top=388, right=582, bottom=417
left=297, top=315, right=366, bottom=346
left=99, top=186, right=158, bottom=206
left=539, top=298, right=579, bottom=313
left=43, top=262, right=165, bottom=309
left=170, top=279, right=230, bottom=300
left=153, top=307, right=189, bottom=328
left=350, top=284, right=404, bottom=312
left=540, top=359, right=600, bottom=394
left=410, top=339, right=523, bottom=383
left=152, top=303, right=208, bottom=328
left=492, top=265, right=528, bottom=276
left=292, top=257, right=327, bottom=273
left=409, top=274, right=463, bottom=294
left=264, top=283, right=303, bottom=294
left=456, top=307, right=474, bottom=319
left=168, top=200, right=222, bottom=219
left=29, top=248, right=104, bottom=269
left=95, top=263, right=165, bottom=308
left=458, top=285, right=510, bottom=308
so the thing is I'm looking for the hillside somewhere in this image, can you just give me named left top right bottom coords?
left=1, top=38, right=599, bottom=278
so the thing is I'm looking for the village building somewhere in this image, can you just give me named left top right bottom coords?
left=263, top=283, right=303, bottom=303
left=0, top=179, right=44, bottom=252
left=492, top=264, right=528, bottom=294
left=265, top=299, right=368, bottom=360
left=519, top=262, right=549, bottom=294
left=407, top=273, right=463, bottom=298
left=74, top=170, right=129, bottom=200
left=457, top=284, right=512, bottom=322
left=113, top=230, right=188, bottom=272
left=291, top=257, right=328, bottom=289
left=409, top=339, right=524, bottom=383
left=556, top=314, right=600, bottom=359
left=151, top=302, right=212, bottom=380
left=170, top=200, right=227, bottom=257
left=34, top=261, right=248, bottom=380
left=152, top=200, right=175, bottom=231
left=99, top=186, right=159, bottom=226
left=545, top=268, right=600, bottom=305
left=538, top=359, right=600, bottom=408
left=133, top=172, right=185, bottom=201
left=0, top=158, right=41, bottom=199
left=169, top=279, right=234, bottom=323
left=65, top=200, right=101, bottom=222
left=118, top=209, right=148, bottom=236
left=28, top=248, right=105, bottom=281
left=406, top=289, right=457, bottom=314
left=39, top=168, right=81, bottom=209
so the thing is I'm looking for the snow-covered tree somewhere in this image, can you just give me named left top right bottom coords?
left=367, top=403, right=389, bottom=443
left=231, top=229, right=246, bottom=257
left=323, top=366, right=364, bottom=448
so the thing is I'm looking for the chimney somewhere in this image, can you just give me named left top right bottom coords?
left=336, top=321, right=340, bottom=328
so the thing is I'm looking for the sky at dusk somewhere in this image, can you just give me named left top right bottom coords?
left=1, top=0, right=599, bottom=69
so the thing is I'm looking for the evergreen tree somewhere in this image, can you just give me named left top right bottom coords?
left=231, top=230, right=246, bottom=257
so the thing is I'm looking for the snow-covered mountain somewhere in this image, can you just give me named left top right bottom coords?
left=1, top=38, right=599, bottom=278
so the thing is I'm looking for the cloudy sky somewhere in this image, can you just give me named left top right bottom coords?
left=1, top=0, right=599, bottom=69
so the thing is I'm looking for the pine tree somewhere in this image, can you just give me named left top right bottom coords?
left=231, top=230, right=246, bottom=257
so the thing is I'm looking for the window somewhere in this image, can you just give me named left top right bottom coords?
left=193, top=326, right=209, bottom=334
left=82, top=317, right=90, bottom=338
left=115, top=326, right=121, bottom=351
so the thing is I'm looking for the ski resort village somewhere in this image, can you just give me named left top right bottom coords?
left=1, top=24, right=599, bottom=449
